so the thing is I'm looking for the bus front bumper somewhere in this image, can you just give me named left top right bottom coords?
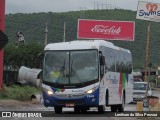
left=42, top=89, right=99, bottom=107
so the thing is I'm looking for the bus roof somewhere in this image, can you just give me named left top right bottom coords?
left=44, top=40, right=130, bottom=53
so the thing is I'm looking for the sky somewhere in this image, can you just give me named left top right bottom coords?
left=5, top=0, right=160, bottom=14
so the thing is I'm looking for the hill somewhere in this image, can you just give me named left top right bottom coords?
left=5, top=9, right=160, bottom=69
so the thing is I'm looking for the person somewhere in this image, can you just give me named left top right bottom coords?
left=16, top=31, right=25, bottom=45
left=50, top=63, right=62, bottom=81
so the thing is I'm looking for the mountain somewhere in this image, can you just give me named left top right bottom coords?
left=5, top=9, right=160, bottom=69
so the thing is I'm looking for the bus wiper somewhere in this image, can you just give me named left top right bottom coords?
left=71, top=60, right=82, bottom=83
left=70, top=60, right=73, bottom=77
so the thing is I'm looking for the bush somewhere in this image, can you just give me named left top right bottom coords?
left=0, top=85, right=42, bottom=101
left=4, top=43, right=44, bottom=69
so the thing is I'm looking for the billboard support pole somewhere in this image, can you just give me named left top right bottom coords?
left=144, top=22, right=151, bottom=82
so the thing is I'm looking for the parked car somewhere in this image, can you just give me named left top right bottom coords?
left=133, top=78, right=143, bottom=82
left=133, top=82, right=152, bottom=102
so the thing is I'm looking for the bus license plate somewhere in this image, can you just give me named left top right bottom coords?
left=66, top=104, right=75, bottom=107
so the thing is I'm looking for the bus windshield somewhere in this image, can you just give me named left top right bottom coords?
left=43, top=50, right=98, bottom=87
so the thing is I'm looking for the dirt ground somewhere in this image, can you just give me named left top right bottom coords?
left=0, top=99, right=34, bottom=108
left=0, top=99, right=44, bottom=111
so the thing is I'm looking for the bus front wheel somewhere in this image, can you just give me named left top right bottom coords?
left=98, top=105, right=105, bottom=113
left=54, top=107, right=62, bottom=114
left=74, top=107, right=81, bottom=113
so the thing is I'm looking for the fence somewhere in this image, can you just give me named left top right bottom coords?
left=3, top=70, right=18, bottom=86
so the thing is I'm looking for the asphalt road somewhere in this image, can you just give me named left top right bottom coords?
left=0, top=90, right=160, bottom=120
left=0, top=103, right=138, bottom=120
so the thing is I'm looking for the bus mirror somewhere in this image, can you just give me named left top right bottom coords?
left=100, top=56, right=105, bottom=65
left=37, top=52, right=44, bottom=68
left=38, top=52, right=44, bottom=59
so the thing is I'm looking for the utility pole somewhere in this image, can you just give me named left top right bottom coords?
left=44, top=22, right=48, bottom=46
left=94, top=1, right=98, bottom=10
left=144, top=22, right=151, bottom=82
left=63, top=22, right=66, bottom=42
left=145, top=22, right=151, bottom=69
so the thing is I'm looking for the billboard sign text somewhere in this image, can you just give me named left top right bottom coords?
left=77, top=19, right=135, bottom=41
left=136, top=1, right=160, bottom=22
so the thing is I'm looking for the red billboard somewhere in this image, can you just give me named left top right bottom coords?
left=0, top=0, right=5, bottom=89
left=77, top=19, right=135, bottom=41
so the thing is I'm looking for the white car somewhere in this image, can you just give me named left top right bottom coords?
left=133, top=82, right=152, bottom=102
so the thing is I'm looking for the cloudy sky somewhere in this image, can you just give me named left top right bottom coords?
left=5, top=0, right=160, bottom=14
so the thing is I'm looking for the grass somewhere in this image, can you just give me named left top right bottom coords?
left=0, top=85, right=42, bottom=101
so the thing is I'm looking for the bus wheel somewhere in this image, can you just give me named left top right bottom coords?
left=118, top=96, right=125, bottom=112
left=105, top=90, right=109, bottom=106
left=98, top=105, right=105, bottom=113
left=54, top=107, right=62, bottom=114
left=74, top=107, right=81, bottom=113
left=111, top=105, right=117, bottom=112
left=80, top=108, right=87, bottom=113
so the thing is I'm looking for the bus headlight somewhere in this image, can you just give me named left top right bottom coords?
left=47, top=90, right=53, bottom=95
left=85, top=89, right=95, bottom=94
left=85, top=86, right=98, bottom=94
left=44, top=88, right=54, bottom=95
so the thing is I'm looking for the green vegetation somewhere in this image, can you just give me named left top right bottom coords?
left=0, top=85, right=41, bottom=101
left=4, top=43, right=43, bottom=68
left=5, top=9, right=160, bottom=69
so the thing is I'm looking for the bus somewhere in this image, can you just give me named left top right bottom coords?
left=42, top=40, right=133, bottom=113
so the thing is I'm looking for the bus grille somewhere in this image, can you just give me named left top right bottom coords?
left=55, top=99, right=84, bottom=105
left=54, top=94, right=84, bottom=98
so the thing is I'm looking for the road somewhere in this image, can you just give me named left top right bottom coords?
left=0, top=101, right=136, bottom=111
left=0, top=103, right=138, bottom=120
left=0, top=90, right=160, bottom=120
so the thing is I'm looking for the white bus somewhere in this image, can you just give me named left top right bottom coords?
left=42, top=40, right=133, bottom=113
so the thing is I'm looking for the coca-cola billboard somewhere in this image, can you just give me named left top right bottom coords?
left=77, top=19, right=135, bottom=41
